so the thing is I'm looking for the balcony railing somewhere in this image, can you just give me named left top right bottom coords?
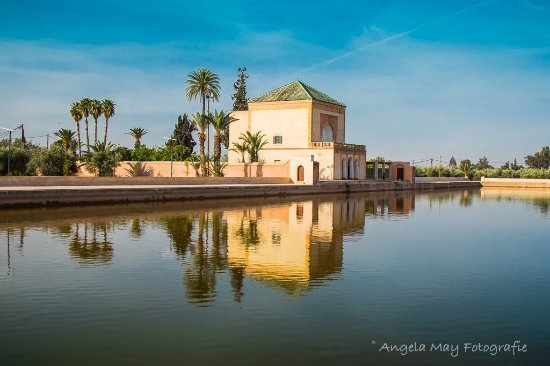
left=309, top=141, right=366, bottom=152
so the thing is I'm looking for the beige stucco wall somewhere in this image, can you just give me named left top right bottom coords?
left=259, top=148, right=335, bottom=180
left=77, top=161, right=291, bottom=179
left=228, top=110, right=249, bottom=163
left=250, top=108, right=309, bottom=148
left=78, top=161, right=199, bottom=178
left=223, top=162, right=290, bottom=178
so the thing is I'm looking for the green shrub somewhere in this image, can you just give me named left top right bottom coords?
left=131, top=146, right=157, bottom=161
left=115, top=146, right=132, bottom=161
left=130, top=145, right=193, bottom=162
left=28, top=146, right=78, bottom=176
left=83, top=142, right=120, bottom=176
left=0, top=147, right=34, bottom=175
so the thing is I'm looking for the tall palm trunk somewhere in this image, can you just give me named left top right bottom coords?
left=103, top=118, right=109, bottom=145
left=198, top=133, right=205, bottom=156
left=94, top=117, right=98, bottom=143
left=213, top=133, right=221, bottom=163
left=202, top=93, right=209, bottom=158
left=85, top=117, right=90, bottom=153
left=76, top=121, right=82, bottom=157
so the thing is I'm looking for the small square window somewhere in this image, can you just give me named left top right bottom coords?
left=273, top=135, right=283, bottom=144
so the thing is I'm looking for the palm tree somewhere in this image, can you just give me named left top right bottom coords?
left=129, top=127, right=148, bottom=148
left=101, top=99, right=115, bottom=144
left=89, top=99, right=102, bottom=143
left=79, top=98, right=91, bottom=152
left=54, top=128, right=76, bottom=150
left=185, top=68, right=220, bottom=156
left=239, top=131, right=268, bottom=163
left=83, top=141, right=120, bottom=176
left=230, top=141, right=248, bottom=163
left=70, top=102, right=83, bottom=157
left=459, top=159, right=473, bottom=179
left=210, top=110, right=236, bottom=163
left=192, top=112, right=209, bottom=157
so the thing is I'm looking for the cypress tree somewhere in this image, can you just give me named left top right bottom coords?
left=167, top=113, right=197, bottom=153
left=231, top=67, right=248, bottom=111
left=449, top=156, right=457, bottom=168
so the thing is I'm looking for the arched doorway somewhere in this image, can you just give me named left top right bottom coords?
left=297, top=165, right=304, bottom=182
left=342, top=159, right=347, bottom=179
left=322, top=123, right=334, bottom=142
left=354, top=159, right=359, bottom=180
left=348, top=158, right=353, bottom=179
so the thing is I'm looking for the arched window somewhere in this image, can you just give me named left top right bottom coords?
left=342, top=159, right=347, bottom=179
left=348, top=158, right=353, bottom=179
left=322, top=123, right=334, bottom=142
left=354, top=159, right=359, bottom=180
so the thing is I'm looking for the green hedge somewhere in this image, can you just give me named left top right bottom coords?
left=415, top=166, right=464, bottom=177
left=470, top=168, right=550, bottom=181
left=415, top=166, right=550, bottom=180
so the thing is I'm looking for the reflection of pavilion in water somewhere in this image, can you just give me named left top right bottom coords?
left=224, top=195, right=410, bottom=295
left=364, top=192, right=415, bottom=217
left=0, top=193, right=416, bottom=301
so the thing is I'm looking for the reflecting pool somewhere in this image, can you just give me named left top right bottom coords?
left=1, top=189, right=549, bottom=365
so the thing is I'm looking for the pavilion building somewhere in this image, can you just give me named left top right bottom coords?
left=229, top=80, right=367, bottom=180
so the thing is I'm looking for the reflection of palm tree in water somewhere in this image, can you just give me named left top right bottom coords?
left=235, top=217, right=261, bottom=247
left=129, top=219, right=143, bottom=238
left=211, top=212, right=228, bottom=269
left=184, top=213, right=217, bottom=305
left=69, top=222, right=113, bottom=265
left=168, top=211, right=233, bottom=306
left=532, top=198, right=549, bottom=216
left=162, top=215, right=194, bottom=257
left=2, top=228, right=26, bottom=278
left=230, top=266, right=245, bottom=303
left=459, top=191, right=473, bottom=207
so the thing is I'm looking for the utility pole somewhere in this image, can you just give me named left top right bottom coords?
left=20, top=124, right=25, bottom=148
left=430, top=158, right=433, bottom=168
left=46, top=133, right=50, bottom=150
left=8, top=129, right=12, bottom=175
left=439, top=154, right=442, bottom=177
left=163, top=137, right=176, bottom=177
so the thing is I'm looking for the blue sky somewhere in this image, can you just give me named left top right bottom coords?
left=1, top=0, right=549, bottom=164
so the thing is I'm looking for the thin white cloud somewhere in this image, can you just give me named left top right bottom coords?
left=288, top=0, right=498, bottom=79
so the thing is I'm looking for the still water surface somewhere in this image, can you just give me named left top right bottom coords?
left=1, top=189, right=549, bottom=365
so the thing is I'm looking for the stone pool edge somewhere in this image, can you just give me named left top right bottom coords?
left=0, top=180, right=481, bottom=209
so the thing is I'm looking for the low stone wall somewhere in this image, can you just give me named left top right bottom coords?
left=223, top=162, right=290, bottom=178
left=481, top=177, right=550, bottom=188
left=416, top=177, right=470, bottom=182
left=0, top=180, right=481, bottom=208
left=77, top=161, right=290, bottom=179
left=415, top=180, right=481, bottom=190
left=0, top=176, right=292, bottom=187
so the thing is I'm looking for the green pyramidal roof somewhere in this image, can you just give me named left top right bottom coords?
left=249, top=80, right=346, bottom=107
